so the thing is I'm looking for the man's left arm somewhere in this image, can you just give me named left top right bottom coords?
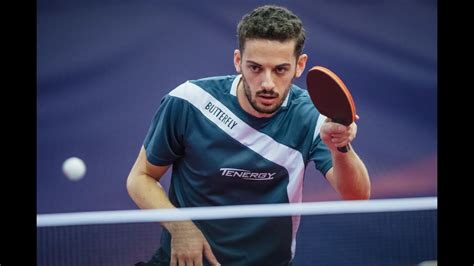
left=325, top=145, right=370, bottom=200
left=320, top=120, right=371, bottom=200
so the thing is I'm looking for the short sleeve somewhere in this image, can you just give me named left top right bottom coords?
left=143, top=95, right=187, bottom=166
left=309, top=115, right=333, bottom=177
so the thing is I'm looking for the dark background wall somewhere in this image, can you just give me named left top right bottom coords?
left=37, top=0, right=437, bottom=214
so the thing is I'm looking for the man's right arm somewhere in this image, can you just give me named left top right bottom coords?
left=126, top=146, right=220, bottom=266
left=126, top=146, right=174, bottom=211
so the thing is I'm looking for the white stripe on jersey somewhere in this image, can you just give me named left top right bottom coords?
left=170, top=80, right=305, bottom=257
left=313, top=113, right=327, bottom=141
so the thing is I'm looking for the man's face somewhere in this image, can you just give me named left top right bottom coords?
left=234, top=39, right=307, bottom=117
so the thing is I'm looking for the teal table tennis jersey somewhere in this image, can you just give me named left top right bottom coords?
left=143, top=75, right=333, bottom=266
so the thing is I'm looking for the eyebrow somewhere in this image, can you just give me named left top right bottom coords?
left=245, top=60, right=291, bottom=68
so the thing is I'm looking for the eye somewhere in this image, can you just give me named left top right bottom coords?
left=248, top=65, right=261, bottom=73
left=275, top=67, right=288, bottom=74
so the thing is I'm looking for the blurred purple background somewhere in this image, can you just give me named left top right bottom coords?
left=37, top=0, right=437, bottom=213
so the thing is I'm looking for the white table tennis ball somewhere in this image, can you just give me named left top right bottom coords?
left=62, top=157, right=86, bottom=181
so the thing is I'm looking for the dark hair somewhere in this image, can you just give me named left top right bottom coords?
left=237, top=5, right=306, bottom=56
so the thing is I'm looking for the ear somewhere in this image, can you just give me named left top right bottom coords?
left=234, top=49, right=242, bottom=73
left=295, top=54, right=308, bottom=78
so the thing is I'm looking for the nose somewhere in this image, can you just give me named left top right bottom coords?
left=261, top=71, right=275, bottom=90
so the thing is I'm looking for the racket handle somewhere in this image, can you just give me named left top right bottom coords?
left=332, top=119, right=352, bottom=153
left=337, top=144, right=351, bottom=153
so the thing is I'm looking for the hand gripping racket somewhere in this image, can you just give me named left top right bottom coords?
left=306, top=66, right=357, bottom=153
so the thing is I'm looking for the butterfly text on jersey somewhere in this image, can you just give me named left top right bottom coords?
left=205, top=101, right=238, bottom=129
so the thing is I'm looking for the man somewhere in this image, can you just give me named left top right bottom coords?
left=127, top=5, right=370, bottom=266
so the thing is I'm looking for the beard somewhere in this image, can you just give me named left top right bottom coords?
left=241, top=74, right=292, bottom=115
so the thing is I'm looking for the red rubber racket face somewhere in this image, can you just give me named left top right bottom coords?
left=306, top=66, right=356, bottom=126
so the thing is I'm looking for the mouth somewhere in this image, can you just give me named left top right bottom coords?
left=257, top=94, right=278, bottom=105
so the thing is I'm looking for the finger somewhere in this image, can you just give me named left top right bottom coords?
left=170, top=254, right=177, bottom=266
left=331, top=134, right=350, bottom=144
left=195, top=252, right=203, bottom=266
left=186, top=258, right=194, bottom=266
left=336, top=139, right=351, bottom=148
left=329, top=123, right=346, bottom=134
left=331, top=131, right=351, bottom=140
left=332, top=140, right=345, bottom=148
left=203, top=241, right=221, bottom=266
left=331, top=137, right=345, bottom=144
left=355, top=114, right=360, bottom=121
left=195, top=256, right=203, bottom=266
left=178, top=257, right=186, bottom=266
left=330, top=132, right=348, bottom=138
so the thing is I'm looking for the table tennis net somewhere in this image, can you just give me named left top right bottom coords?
left=37, top=197, right=437, bottom=266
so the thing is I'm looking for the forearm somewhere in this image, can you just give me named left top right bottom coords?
left=127, top=173, right=181, bottom=231
left=330, top=145, right=370, bottom=200
left=127, top=173, right=174, bottom=209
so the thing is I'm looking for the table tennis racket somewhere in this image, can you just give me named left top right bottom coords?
left=306, top=66, right=357, bottom=153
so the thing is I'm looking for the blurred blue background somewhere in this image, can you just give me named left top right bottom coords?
left=37, top=0, right=437, bottom=214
